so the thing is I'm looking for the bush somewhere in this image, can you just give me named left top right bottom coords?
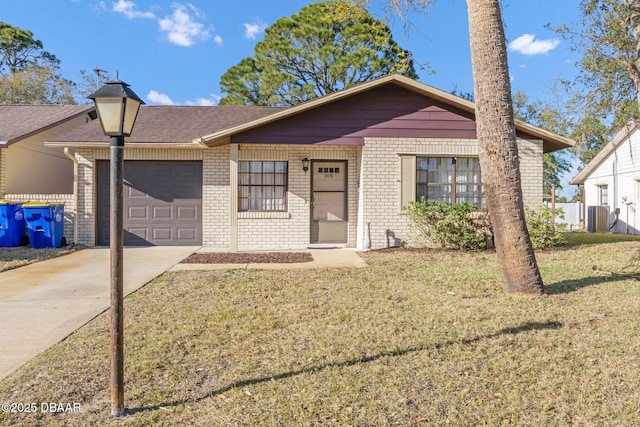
left=525, top=206, right=566, bottom=249
left=403, top=199, right=492, bottom=250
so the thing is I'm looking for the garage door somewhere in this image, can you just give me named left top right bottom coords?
left=97, top=161, right=202, bottom=246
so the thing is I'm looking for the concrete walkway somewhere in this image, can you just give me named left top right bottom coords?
left=0, top=246, right=198, bottom=380
left=170, top=248, right=368, bottom=271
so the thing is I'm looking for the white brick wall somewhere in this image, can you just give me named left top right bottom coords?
left=235, top=144, right=358, bottom=251
left=76, top=148, right=96, bottom=245
left=203, top=147, right=230, bottom=248
left=0, top=149, right=5, bottom=194
left=359, top=137, right=543, bottom=249
left=72, top=139, right=542, bottom=251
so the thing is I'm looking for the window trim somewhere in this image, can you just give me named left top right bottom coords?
left=400, top=155, right=485, bottom=210
left=238, top=160, right=288, bottom=212
left=598, top=184, right=609, bottom=206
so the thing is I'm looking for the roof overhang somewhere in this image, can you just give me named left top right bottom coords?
left=194, top=74, right=575, bottom=153
left=4, top=106, right=96, bottom=147
left=45, top=141, right=208, bottom=149
left=570, top=121, right=639, bottom=185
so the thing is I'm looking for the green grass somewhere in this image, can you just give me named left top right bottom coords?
left=1, top=239, right=640, bottom=426
left=561, top=231, right=640, bottom=247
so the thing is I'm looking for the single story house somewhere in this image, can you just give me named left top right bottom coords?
left=0, top=105, right=96, bottom=239
left=49, top=74, right=574, bottom=250
left=571, top=121, right=640, bottom=234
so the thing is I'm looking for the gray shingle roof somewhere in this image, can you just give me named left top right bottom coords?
left=0, top=105, right=95, bottom=145
left=50, top=105, right=285, bottom=144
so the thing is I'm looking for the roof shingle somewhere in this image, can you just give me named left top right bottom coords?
left=0, top=105, right=94, bottom=144
left=50, top=105, right=285, bottom=143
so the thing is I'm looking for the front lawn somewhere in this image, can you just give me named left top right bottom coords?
left=1, top=239, right=640, bottom=426
left=562, top=231, right=640, bottom=247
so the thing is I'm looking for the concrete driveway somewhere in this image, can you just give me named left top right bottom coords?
left=0, top=246, right=198, bottom=381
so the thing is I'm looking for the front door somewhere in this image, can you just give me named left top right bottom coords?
left=311, top=161, right=347, bottom=244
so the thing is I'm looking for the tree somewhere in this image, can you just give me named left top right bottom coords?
left=467, top=0, right=544, bottom=295
left=75, top=68, right=112, bottom=102
left=0, top=60, right=75, bottom=104
left=0, top=21, right=57, bottom=75
left=379, top=0, right=545, bottom=296
left=551, top=1, right=640, bottom=160
left=512, top=91, right=572, bottom=195
left=0, top=22, right=74, bottom=104
left=220, top=1, right=419, bottom=106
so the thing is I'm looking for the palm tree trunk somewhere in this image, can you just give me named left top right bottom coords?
left=467, top=0, right=545, bottom=295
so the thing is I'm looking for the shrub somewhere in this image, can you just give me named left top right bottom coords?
left=525, top=206, right=566, bottom=249
left=403, top=199, right=492, bottom=250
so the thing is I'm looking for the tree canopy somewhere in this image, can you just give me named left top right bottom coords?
left=551, top=0, right=640, bottom=163
left=219, top=1, right=419, bottom=106
left=0, top=21, right=75, bottom=104
left=512, top=91, right=572, bottom=195
left=0, top=21, right=57, bottom=75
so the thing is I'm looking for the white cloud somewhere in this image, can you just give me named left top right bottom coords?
left=186, top=94, right=221, bottom=106
left=243, top=20, right=267, bottom=40
left=508, top=34, right=560, bottom=56
left=147, top=90, right=175, bottom=105
left=111, top=1, right=213, bottom=47
left=112, top=0, right=155, bottom=19
left=158, top=3, right=210, bottom=47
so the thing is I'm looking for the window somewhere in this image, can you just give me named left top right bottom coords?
left=239, top=161, right=288, bottom=211
left=416, top=157, right=485, bottom=208
left=599, top=185, right=609, bottom=206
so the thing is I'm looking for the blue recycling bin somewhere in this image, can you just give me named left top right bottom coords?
left=0, top=200, right=26, bottom=247
left=23, top=202, right=65, bottom=248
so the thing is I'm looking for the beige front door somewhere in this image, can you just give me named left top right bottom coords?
left=311, top=161, right=347, bottom=244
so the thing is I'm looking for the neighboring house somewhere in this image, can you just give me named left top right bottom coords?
left=49, top=74, right=574, bottom=250
left=0, top=105, right=96, bottom=240
left=571, top=121, right=640, bottom=234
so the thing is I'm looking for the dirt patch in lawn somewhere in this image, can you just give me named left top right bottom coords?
left=182, top=252, right=314, bottom=264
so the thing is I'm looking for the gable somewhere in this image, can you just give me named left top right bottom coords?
left=232, top=84, right=477, bottom=145
left=571, top=122, right=639, bottom=185
left=0, top=105, right=94, bottom=146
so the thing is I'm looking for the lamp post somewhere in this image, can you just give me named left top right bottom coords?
left=88, top=80, right=144, bottom=417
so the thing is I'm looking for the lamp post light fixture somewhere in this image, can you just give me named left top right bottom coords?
left=88, top=79, right=144, bottom=417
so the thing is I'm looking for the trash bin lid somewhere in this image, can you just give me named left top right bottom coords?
left=23, top=202, right=52, bottom=207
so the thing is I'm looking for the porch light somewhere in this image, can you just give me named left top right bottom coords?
left=88, top=79, right=144, bottom=418
left=302, top=157, right=310, bottom=174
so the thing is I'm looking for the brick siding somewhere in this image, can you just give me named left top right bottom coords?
left=359, top=137, right=543, bottom=249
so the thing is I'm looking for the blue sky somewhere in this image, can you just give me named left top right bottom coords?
left=4, top=0, right=582, bottom=194
left=2, top=0, right=580, bottom=107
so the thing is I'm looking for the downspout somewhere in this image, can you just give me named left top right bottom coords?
left=64, top=147, right=79, bottom=244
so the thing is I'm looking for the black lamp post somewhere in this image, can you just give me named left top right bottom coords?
left=89, top=80, right=144, bottom=417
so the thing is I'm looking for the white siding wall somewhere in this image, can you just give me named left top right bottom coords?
left=1, top=115, right=92, bottom=244
left=5, top=114, right=91, bottom=194
left=359, top=137, right=543, bottom=249
left=583, top=130, right=640, bottom=234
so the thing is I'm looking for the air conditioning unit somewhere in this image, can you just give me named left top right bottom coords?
left=587, top=206, right=610, bottom=233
